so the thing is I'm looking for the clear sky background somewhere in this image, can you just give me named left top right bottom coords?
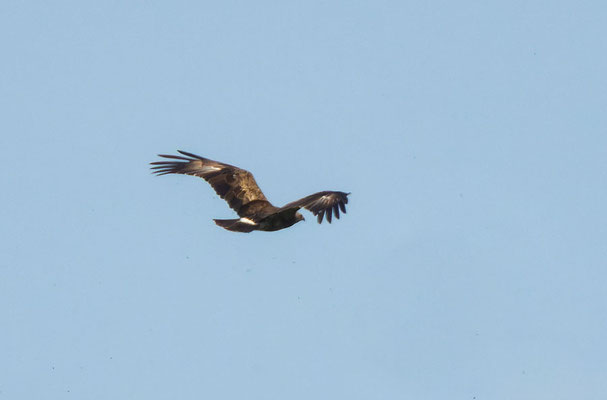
left=2, top=1, right=606, bottom=399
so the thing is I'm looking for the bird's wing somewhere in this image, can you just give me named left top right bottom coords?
left=282, top=191, right=349, bottom=223
left=150, top=150, right=270, bottom=216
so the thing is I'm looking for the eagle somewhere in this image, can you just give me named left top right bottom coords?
left=150, top=150, right=350, bottom=233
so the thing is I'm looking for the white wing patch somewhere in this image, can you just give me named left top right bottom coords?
left=239, top=217, right=257, bottom=225
left=200, top=165, right=222, bottom=173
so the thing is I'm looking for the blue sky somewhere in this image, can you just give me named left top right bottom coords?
left=1, top=1, right=606, bottom=398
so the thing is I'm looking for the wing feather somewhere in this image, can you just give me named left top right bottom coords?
left=150, top=150, right=270, bottom=216
left=282, top=191, right=349, bottom=224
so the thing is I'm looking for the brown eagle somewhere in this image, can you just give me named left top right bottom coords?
left=150, top=150, right=350, bottom=233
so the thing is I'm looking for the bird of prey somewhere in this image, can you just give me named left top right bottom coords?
left=150, top=150, right=350, bottom=233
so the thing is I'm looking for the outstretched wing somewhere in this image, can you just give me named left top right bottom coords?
left=150, top=150, right=270, bottom=216
left=282, top=191, right=349, bottom=224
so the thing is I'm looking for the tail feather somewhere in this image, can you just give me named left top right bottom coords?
left=214, top=218, right=257, bottom=233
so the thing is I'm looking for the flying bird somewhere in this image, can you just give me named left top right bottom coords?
left=150, top=150, right=350, bottom=233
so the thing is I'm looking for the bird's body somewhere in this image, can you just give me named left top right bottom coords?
left=150, top=150, right=349, bottom=233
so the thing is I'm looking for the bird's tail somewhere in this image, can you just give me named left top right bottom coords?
left=213, top=219, right=257, bottom=233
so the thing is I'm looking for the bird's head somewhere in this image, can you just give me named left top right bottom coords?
left=295, top=212, right=305, bottom=223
